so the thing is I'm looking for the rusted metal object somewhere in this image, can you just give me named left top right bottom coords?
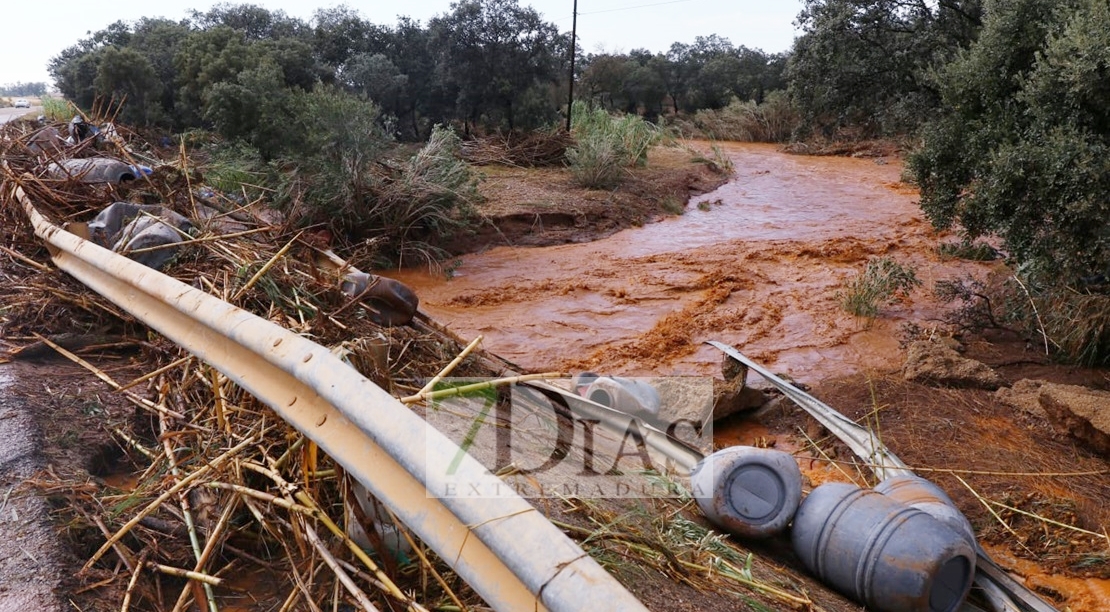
left=792, top=482, right=976, bottom=612
left=14, top=182, right=649, bottom=612
left=690, top=446, right=802, bottom=539
left=340, top=271, right=419, bottom=326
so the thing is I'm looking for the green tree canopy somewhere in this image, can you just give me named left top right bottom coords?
left=788, top=0, right=982, bottom=137
left=909, top=0, right=1110, bottom=283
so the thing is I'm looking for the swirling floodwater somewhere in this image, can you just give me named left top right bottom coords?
left=386, top=143, right=982, bottom=384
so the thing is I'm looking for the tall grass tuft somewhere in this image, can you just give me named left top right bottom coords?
left=369, top=125, right=481, bottom=266
left=838, top=257, right=922, bottom=318
left=688, top=92, right=799, bottom=143
left=41, top=98, right=78, bottom=123
left=566, top=102, right=662, bottom=189
left=201, top=140, right=268, bottom=202
left=1038, top=290, right=1110, bottom=366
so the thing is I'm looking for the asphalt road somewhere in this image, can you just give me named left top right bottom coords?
left=0, top=109, right=66, bottom=610
left=0, top=365, right=65, bottom=612
left=0, top=105, right=40, bottom=124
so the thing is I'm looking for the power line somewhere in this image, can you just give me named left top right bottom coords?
left=578, top=0, right=701, bottom=16
left=551, top=0, right=700, bottom=21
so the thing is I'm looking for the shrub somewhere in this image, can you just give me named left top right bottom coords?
left=367, top=125, right=481, bottom=265
left=200, top=140, right=268, bottom=202
left=936, top=240, right=1000, bottom=261
left=566, top=102, right=662, bottom=189
left=1039, top=290, right=1110, bottom=366
left=41, top=98, right=78, bottom=123
left=566, top=133, right=625, bottom=189
left=690, top=91, right=799, bottom=142
left=837, top=257, right=922, bottom=318
left=276, top=120, right=479, bottom=266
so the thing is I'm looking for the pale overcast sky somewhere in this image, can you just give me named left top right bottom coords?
left=1, top=0, right=803, bottom=87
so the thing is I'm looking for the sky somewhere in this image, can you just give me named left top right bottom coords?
left=0, top=0, right=804, bottom=87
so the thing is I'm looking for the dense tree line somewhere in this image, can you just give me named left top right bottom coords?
left=787, top=0, right=983, bottom=138
left=49, top=2, right=570, bottom=151
left=49, top=1, right=787, bottom=152
left=0, top=82, right=48, bottom=97
left=579, top=36, right=786, bottom=120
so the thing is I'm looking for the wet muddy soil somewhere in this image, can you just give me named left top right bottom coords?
left=387, top=143, right=987, bottom=383
left=441, top=143, right=729, bottom=253
left=383, top=142, right=1110, bottom=611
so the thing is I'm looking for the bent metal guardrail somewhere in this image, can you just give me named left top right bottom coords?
left=13, top=182, right=650, bottom=612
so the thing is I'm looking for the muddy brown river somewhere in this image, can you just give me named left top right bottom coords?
left=387, top=143, right=988, bottom=383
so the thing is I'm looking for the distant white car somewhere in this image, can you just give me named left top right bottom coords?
left=13, top=98, right=30, bottom=108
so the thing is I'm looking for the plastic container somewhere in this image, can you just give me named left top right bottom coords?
left=584, top=376, right=662, bottom=420
left=874, top=475, right=976, bottom=546
left=690, top=446, right=802, bottom=538
left=792, top=483, right=975, bottom=612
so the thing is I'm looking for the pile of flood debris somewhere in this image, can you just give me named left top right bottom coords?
left=0, top=117, right=840, bottom=611
left=0, top=116, right=501, bottom=610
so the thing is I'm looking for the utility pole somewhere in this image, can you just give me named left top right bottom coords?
left=566, top=0, right=578, bottom=132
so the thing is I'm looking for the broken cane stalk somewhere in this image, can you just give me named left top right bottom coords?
left=83, top=437, right=258, bottom=571
left=402, top=371, right=566, bottom=404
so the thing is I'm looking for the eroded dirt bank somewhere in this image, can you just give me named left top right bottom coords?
left=388, top=143, right=983, bottom=383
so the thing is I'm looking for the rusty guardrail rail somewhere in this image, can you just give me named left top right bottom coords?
left=13, top=181, right=649, bottom=612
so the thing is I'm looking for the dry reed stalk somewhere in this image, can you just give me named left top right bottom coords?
left=797, top=426, right=864, bottom=486
left=110, top=427, right=159, bottom=463
left=84, top=436, right=259, bottom=571
left=0, top=243, right=50, bottom=271
left=241, top=461, right=430, bottom=611
left=1012, top=274, right=1050, bottom=355
left=382, top=504, right=468, bottom=611
left=91, top=515, right=138, bottom=574
left=119, top=550, right=148, bottom=612
left=301, top=519, right=382, bottom=612
left=117, top=355, right=193, bottom=392
left=403, top=372, right=566, bottom=404
left=170, top=498, right=240, bottom=612
left=158, top=410, right=219, bottom=612
left=32, top=333, right=194, bottom=421
left=146, top=562, right=224, bottom=586
left=404, top=334, right=483, bottom=402
left=232, top=231, right=302, bottom=300
left=987, top=499, right=1110, bottom=544
left=953, top=474, right=1036, bottom=557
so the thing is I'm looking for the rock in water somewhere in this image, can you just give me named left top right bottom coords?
left=1038, top=383, right=1110, bottom=457
left=902, top=340, right=1002, bottom=390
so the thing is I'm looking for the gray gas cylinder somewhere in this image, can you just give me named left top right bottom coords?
left=584, top=376, right=662, bottom=421
left=792, top=483, right=975, bottom=612
left=690, top=446, right=802, bottom=538
left=874, top=475, right=976, bottom=546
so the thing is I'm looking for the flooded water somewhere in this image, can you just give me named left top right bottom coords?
left=386, top=143, right=986, bottom=384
